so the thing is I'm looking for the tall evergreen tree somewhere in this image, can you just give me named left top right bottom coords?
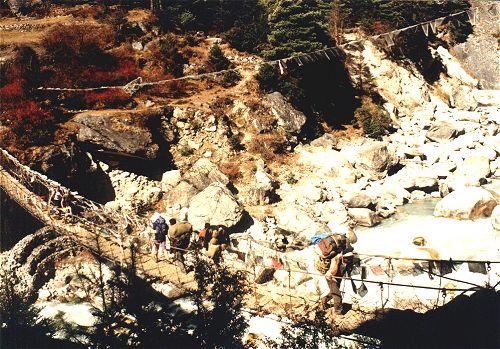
left=263, top=0, right=331, bottom=60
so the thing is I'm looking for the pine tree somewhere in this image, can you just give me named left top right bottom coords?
left=209, top=44, right=231, bottom=72
left=263, top=0, right=331, bottom=60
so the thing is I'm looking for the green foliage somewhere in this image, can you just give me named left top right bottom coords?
left=159, top=34, right=186, bottom=77
left=159, top=0, right=268, bottom=52
left=285, top=172, right=298, bottom=185
left=192, top=256, right=249, bottom=349
left=355, top=97, right=391, bottom=138
left=256, top=63, right=279, bottom=92
left=180, top=143, right=194, bottom=156
left=228, top=133, right=244, bottom=151
left=262, top=0, right=331, bottom=60
left=221, top=70, right=242, bottom=87
left=209, top=44, right=231, bottom=71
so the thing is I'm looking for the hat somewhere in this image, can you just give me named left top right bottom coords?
left=413, top=237, right=426, bottom=246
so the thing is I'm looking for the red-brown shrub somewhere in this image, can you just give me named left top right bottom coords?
left=0, top=80, right=25, bottom=104
left=83, top=90, right=131, bottom=109
left=42, top=24, right=115, bottom=65
left=1, top=101, right=55, bottom=144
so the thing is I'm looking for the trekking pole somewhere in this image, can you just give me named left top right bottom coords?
left=288, top=265, right=292, bottom=315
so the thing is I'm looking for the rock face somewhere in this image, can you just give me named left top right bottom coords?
left=73, top=109, right=161, bottom=159
left=274, top=203, right=327, bottom=239
left=106, top=170, right=162, bottom=212
left=263, top=92, right=307, bottom=134
left=188, top=182, right=243, bottom=231
left=434, top=187, right=497, bottom=220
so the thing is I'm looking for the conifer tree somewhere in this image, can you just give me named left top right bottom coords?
left=209, top=44, right=231, bottom=71
left=263, top=0, right=331, bottom=60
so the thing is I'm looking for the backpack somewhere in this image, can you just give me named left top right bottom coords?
left=317, top=234, right=346, bottom=258
left=152, top=216, right=167, bottom=241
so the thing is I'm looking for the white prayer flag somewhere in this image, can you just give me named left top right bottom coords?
left=467, top=8, right=479, bottom=25
left=421, top=23, right=430, bottom=37
left=278, top=60, right=285, bottom=75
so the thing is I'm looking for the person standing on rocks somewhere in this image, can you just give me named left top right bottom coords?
left=197, top=222, right=212, bottom=250
left=151, top=214, right=168, bottom=261
left=168, top=218, right=193, bottom=272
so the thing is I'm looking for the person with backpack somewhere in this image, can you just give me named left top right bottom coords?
left=151, top=213, right=168, bottom=261
left=314, top=228, right=356, bottom=314
left=168, top=218, right=193, bottom=272
left=197, top=222, right=212, bottom=250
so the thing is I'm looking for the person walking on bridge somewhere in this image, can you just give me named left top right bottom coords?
left=168, top=218, right=193, bottom=272
left=151, top=213, right=168, bottom=261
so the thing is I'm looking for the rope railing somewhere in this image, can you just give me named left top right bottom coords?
left=1, top=147, right=498, bottom=325
left=35, top=8, right=477, bottom=93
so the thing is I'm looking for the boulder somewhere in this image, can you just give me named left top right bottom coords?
left=188, top=182, right=243, bottom=231
left=274, top=203, right=327, bottom=239
left=183, top=158, right=229, bottom=191
left=73, top=110, right=160, bottom=159
left=297, top=147, right=356, bottom=184
left=348, top=208, right=381, bottom=227
left=411, top=177, right=439, bottom=193
left=491, top=206, right=500, bottom=231
left=161, top=170, right=182, bottom=191
left=354, top=141, right=392, bottom=174
left=426, top=121, right=459, bottom=143
left=263, top=92, right=307, bottom=134
left=454, top=156, right=491, bottom=182
left=163, top=181, right=199, bottom=208
left=342, top=192, right=373, bottom=208
left=310, top=133, right=338, bottom=149
left=434, top=187, right=497, bottom=220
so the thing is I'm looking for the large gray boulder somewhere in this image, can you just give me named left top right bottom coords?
left=426, top=121, right=459, bottom=143
left=263, top=92, right=307, bottom=134
left=342, top=191, right=373, bottom=208
left=73, top=110, right=160, bottom=159
left=163, top=180, right=198, bottom=208
left=274, top=203, right=327, bottom=239
left=354, top=141, right=393, bottom=174
left=188, top=182, right=243, bottom=231
left=434, top=187, right=497, bottom=220
left=183, top=158, right=229, bottom=191
left=454, top=156, right=491, bottom=182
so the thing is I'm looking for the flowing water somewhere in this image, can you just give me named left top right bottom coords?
left=354, top=199, right=499, bottom=262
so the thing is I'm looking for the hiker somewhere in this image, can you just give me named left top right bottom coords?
left=206, top=227, right=229, bottom=263
left=151, top=213, right=168, bottom=260
left=168, top=218, right=193, bottom=271
left=314, top=228, right=356, bottom=313
left=197, top=223, right=212, bottom=250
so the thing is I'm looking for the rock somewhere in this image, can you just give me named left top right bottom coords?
left=297, top=147, right=356, bottom=184
left=274, top=203, right=327, bottom=239
left=342, top=192, right=373, bottom=208
left=348, top=208, right=380, bottom=227
left=426, top=121, right=459, bottom=142
left=188, top=182, right=243, bottom=231
left=491, top=206, right=500, bottom=231
left=161, top=170, right=182, bottom=191
left=354, top=141, right=393, bottom=174
left=434, top=187, right=497, bottom=220
left=163, top=181, right=199, bottom=208
left=132, top=41, right=143, bottom=51
left=183, top=158, right=229, bottom=191
left=310, top=133, right=338, bottom=149
left=263, top=92, right=307, bottom=134
left=73, top=109, right=161, bottom=159
left=411, top=177, right=439, bottom=193
left=454, top=156, right=491, bottom=182
left=38, top=289, right=51, bottom=301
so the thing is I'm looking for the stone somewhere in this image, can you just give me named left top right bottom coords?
left=354, top=141, right=392, bottom=174
left=310, top=133, right=338, bottom=149
left=491, top=206, right=500, bottom=231
left=348, top=208, right=381, bottom=227
left=188, top=182, right=243, bottom=231
left=342, top=191, right=373, bottom=208
left=434, top=187, right=497, bottom=220
left=262, top=92, right=307, bottom=134
left=411, top=177, right=439, bottom=193
left=297, top=147, right=356, bottom=184
left=274, top=203, right=327, bottom=238
left=183, top=158, right=229, bottom=191
left=161, top=170, right=182, bottom=191
left=426, top=121, right=459, bottom=143
left=454, top=156, right=490, bottom=182
left=132, top=41, right=143, bottom=51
